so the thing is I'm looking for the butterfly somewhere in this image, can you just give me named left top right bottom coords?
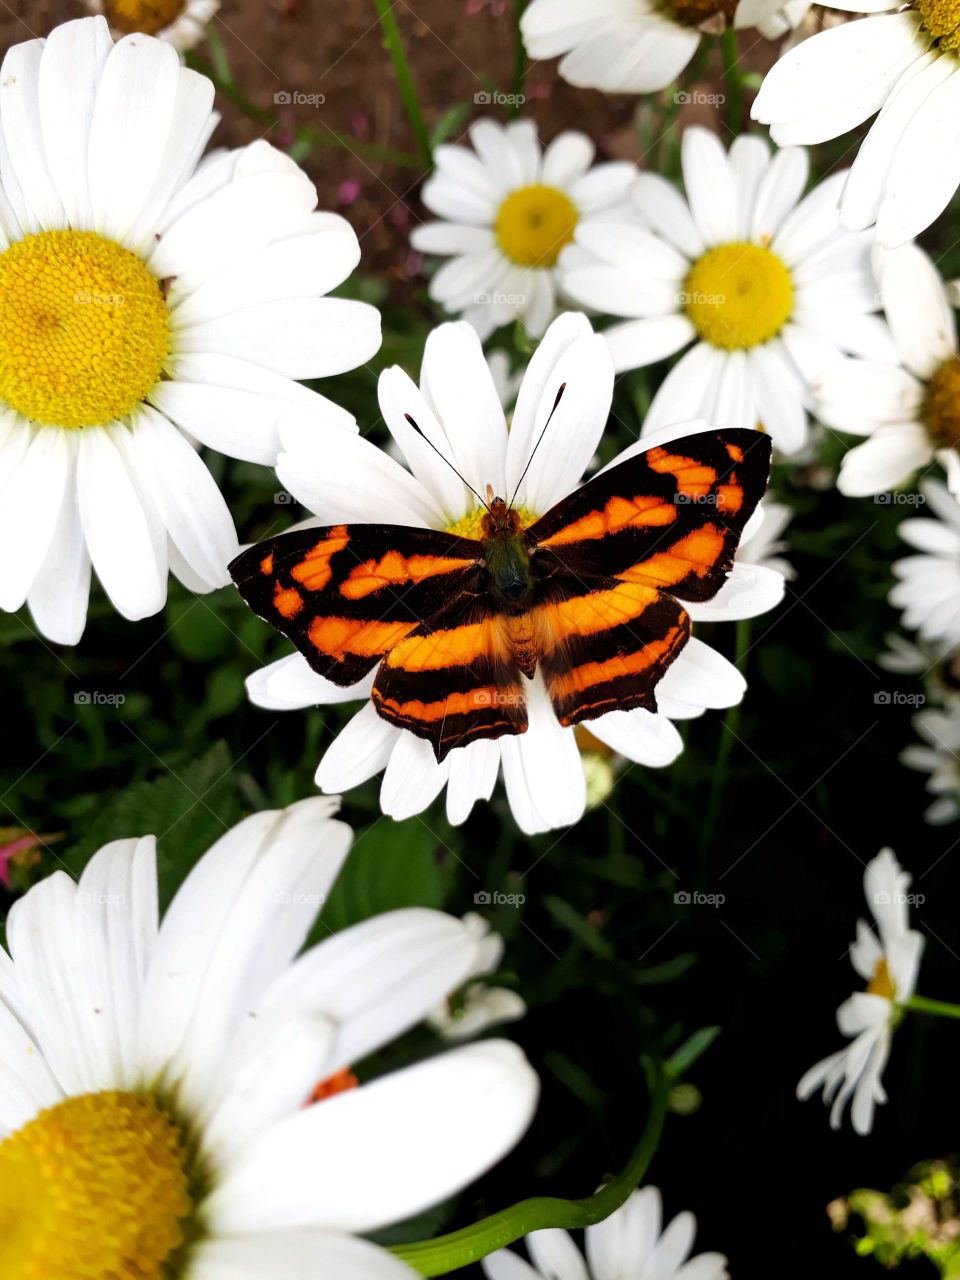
left=230, top=415, right=772, bottom=763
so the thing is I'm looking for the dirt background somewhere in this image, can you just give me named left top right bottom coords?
left=3, top=0, right=778, bottom=292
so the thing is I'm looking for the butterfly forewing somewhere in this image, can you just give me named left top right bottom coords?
left=230, top=524, right=485, bottom=687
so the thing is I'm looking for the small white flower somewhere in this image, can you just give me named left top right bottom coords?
left=247, top=313, right=783, bottom=835
left=818, top=245, right=960, bottom=499
left=0, top=18, right=380, bottom=644
left=902, top=706, right=960, bottom=824
left=87, top=0, right=219, bottom=50
left=753, top=1, right=960, bottom=247
left=428, top=913, right=526, bottom=1042
left=411, top=119, right=635, bottom=340
left=889, top=478, right=960, bottom=647
left=561, top=127, right=890, bottom=458
left=0, top=796, right=539, bottom=1279
left=797, top=848, right=924, bottom=1134
left=521, top=0, right=809, bottom=96
left=481, top=1186, right=728, bottom=1280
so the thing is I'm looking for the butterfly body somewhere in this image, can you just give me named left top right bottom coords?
left=231, top=429, right=773, bottom=762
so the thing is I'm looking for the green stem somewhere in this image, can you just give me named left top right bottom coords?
left=904, top=995, right=960, bottom=1022
left=391, top=1068, right=669, bottom=1276
left=371, top=0, right=433, bottom=166
left=720, top=27, right=743, bottom=132
left=698, top=618, right=751, bottom=862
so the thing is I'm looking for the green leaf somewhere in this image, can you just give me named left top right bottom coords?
left=317, top=815, right=455, bottom=935
left=59, top=742, right=243, bottom=907
left=666, top=1025, right=720, bottom=1080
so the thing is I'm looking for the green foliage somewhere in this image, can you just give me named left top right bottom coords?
left=837, top=1161, right=960, bottom=1275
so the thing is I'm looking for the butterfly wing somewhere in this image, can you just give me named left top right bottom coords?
left=525, top=428, right=771, bottom=726
left=230, top=524, right=485, bottom=687
left=527, top=428, right=772, bottom=601
left=372, top=593, right=527, bottom=761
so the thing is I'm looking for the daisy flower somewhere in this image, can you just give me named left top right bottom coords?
left=481, top=1186, right=728, bottom=1280
left=520, top=0, right=808, bottom=95
left=818, top=245, right=960, bottom=498
left=410, top=119, right=635, bottom=340
left=560, top=128, right=891, bottom=457
left=797, top=848, right=924, bottom=1134
left=0, top=796, right=539, bottom=1279
left=752, top=1, right=960, bottom=247
left=0, top=17, right=380, bottom=645
left=88, top=0, right=219, bottom=50
left=246, top=313, right=783, bottom=835
left=738, top=500, right=795, bottom=579
left=428, top=912, right=526, bottom=1042
left=902, top=705, right=960, bottom=823
left=890, top=478, right=960, bottom=646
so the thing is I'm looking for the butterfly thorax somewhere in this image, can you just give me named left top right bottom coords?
left=481, top=497, right=534, bottom=609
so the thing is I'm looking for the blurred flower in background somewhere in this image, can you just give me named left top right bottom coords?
left=88, top=0, right=220, bottom=50
left=429, top=912, right=526, bottom=1041
left=562, top=127, right=889, bottom=457
left=412, top=119, right=635, bottom=339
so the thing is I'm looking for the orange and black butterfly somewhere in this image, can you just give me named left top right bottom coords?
left=231, top=417, right=772, bottom=762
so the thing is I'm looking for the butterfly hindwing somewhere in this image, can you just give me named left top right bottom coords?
left=372, top=594, right=527, bottom=761
left=528, top=428, right=772, bottom=602
left=533, top=576, right=691, bottom=726
left=229, top=524, right=484, bottom=687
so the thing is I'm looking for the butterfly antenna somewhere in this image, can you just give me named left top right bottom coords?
left=509, top=383, right=566, bottom=509
left=404, top=413, right=490, bottom=511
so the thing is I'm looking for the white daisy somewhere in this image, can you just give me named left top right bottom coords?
left=560, top=127, right=891, bottom=457
left=817, top=245, right=960, bottom=499
left=0, top=795, right=539, bottom=1279
left=520, top=0, right=809, bottom=95
left=246, top=313, right=783, bottom=835
left=890, top=478, right=960, bottom=646
left=752, top=1, right=960, bottom=247
left=0, top=17, right=380, bottom=645
left=88, top=0, right=220, bottom=50
left=481, top=1186, right=728, bottom=1280
left=738, top=499, right=795, bottom=579
left=797, top=848, right=924, bottom=1134
left=902, top=705, right=960, bottom=823
left=410, top=119, right=635, bottom=340
left=428, top=912, right=527, bottom=1042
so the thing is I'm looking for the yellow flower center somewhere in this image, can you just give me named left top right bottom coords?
left=866, top=957, right=897, bottom=1001
left=495, top=185, right=579, bottom=268
left=103, top=0, right=188, bottom=35
left=0, top=1091, right=197, bottom=1280
left=916, top=0, right=960, bottom=49
left=924, top=355, right=960, bottom=447
left=0, top=230, right=171, bottom=429
left=684, top=242, right=794, bottom=351
left=445, top=505, right=536, bottom=538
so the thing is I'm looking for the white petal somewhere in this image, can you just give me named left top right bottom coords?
left=380, top=733, right=450, bottom=820
left=602, top=316, right=695, bottom=374
left=446, top=739, right=502, bottom=825
left=630, top=172, right=704, bottom=260
left=589, top=708, right=683, bottom=767
left=500, top=679, right=586, bottom=834
left=247, top=655, right=371, bottom=712
left=316, top=703, right=399, bottom=793
left=527, top=1229, right=589, bottom=1280
left=681, top=127, right=739, bottom=247
left=207, top=1041, right=539, bottom=1233
left=190, top=1231, right=416, bottom=1280
left=0, top=427, right=73, bottom=612
left=837, top=423, right=933, bottom=496
left=877, top=242, right=957, bottom=379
